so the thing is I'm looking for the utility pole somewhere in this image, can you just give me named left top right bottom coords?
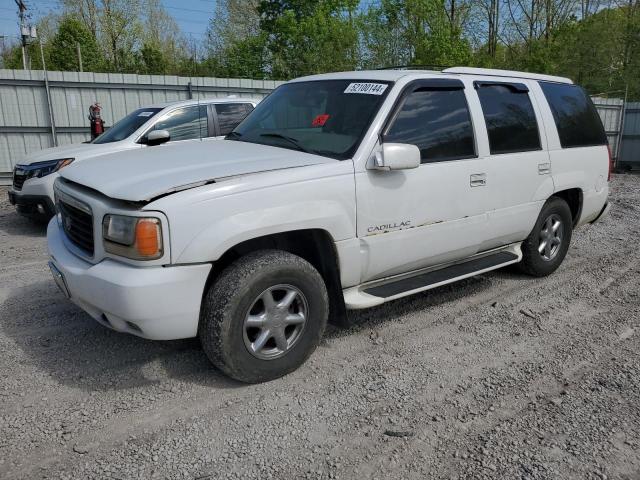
left=15, top=0, right=36, bottom=69
left=77, top=42, right=83, bottom=72
left=15, top=0, right=28, bottom=69
left=40, top=38, right=57, bottom=146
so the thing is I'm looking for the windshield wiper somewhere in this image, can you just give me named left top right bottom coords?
left=259, top=133, right=312, bottom=154
left=225, top=131, right=243, bottom=140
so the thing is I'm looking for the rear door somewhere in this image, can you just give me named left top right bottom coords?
left=472, top=80, right=554, bottom=249
left=534, top=81, right=609, bottom=224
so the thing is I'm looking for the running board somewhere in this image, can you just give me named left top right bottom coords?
left=343, top=244, right=522, bottom=309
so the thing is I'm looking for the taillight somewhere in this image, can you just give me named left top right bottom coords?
left=607, top=145, right=613, bottom=181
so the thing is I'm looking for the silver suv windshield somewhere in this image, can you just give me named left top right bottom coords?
left=227, top=80, right=393, bottom=159
left=93, top=108, right=162, bottom=144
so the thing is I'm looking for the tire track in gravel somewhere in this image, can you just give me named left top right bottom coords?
left=6, top=252, right=635, bottom=478
left=13, top=248, right=624, bottom=479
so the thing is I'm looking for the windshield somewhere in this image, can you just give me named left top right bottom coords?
left=228, top=80, right=392, bottom=159
left=93, top=108, right=162, bottom=144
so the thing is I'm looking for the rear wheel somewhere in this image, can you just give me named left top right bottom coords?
left=199, top=250, right=329, bottom=383
left=518, top=197, right=573, bottom=277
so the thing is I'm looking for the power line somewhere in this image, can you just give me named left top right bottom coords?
left=163, top=4, right=213, bottom=15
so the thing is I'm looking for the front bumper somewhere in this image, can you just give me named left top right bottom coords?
left=47, top=219, right=212, bottom=340
left=8, top=190, right=56, bottom=218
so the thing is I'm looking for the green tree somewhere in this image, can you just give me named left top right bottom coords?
left=258, top=0, right=360, bottom=79
left=204, top=0, right=266, bottom=77
left=139, top=42, right=166, bottom=73
left=49, top=16, right=104, bottom=71
left=142, top=0, right=188, bottom=73
left=359, top=0, right=411, bottom=68
left=547, top=7, right=638, bottom=97
left=405, top=0, right=471, bottom=66
left=100, top=0, right=144, bottom=71
left=359, top=0, right=470, bottom=69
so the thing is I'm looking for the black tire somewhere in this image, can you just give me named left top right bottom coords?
left=518, top=197, right=573, bottom=277
left=199, top=249, right=329, bottom=383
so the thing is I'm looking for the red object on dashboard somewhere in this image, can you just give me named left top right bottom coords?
left=312, top=114, right=330, bottom=127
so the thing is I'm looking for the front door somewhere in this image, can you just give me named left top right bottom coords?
left=355, top=80, right=491, bottom=283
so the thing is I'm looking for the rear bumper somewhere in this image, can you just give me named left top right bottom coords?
left=47, top=219, right=212, bottom=340
left=590, top=201, right=610, bottom=224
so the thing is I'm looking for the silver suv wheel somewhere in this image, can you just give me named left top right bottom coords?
left=243, top=284, right=308, bottom=360
left=538, top=213, right=564, bottom=261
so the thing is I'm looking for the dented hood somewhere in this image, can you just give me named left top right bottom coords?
left=59, top=140, right=335, bottom=202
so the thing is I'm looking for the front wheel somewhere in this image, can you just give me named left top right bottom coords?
left=199, top=250, right=329, bottom=383
left=518, top=197, right=573, bottom=277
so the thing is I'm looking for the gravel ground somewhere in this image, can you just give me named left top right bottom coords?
left=1, top=176, right=639, bottom=480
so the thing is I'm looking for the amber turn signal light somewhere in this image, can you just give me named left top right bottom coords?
left=135, top=219, right=161, bottom=257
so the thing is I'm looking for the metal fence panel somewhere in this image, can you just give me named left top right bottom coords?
left=3, top=69, right=633, bottom=182
left=619, top=102, right=640, bottom=169
left=0, top=69, right=282, bottom=183
left=591, top=97, right=624, bottom=158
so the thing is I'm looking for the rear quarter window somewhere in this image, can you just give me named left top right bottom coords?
left=539, top=82, right=607, bottom=148
left=216, top=103, right=253, bottom=136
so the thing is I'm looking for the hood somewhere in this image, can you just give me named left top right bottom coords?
left=60, top=140, right=336, bottom=202
left=17, top=143, right=111, bottom=166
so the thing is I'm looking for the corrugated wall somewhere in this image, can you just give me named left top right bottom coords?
left=0, top=69, right=283, bottom=183
left=619, top=102, right=640, bottom=169
left=591, top=97, right=624, bottom=158
left=0, top=69, right=634, bottom=182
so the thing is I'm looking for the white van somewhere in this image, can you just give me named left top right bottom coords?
left=8, top=97, right=259, bottom=219
left=47, top=67, right=610, bottom=383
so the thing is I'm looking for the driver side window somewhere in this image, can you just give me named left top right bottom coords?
left=151, top=105, right=208, bottom=142
left=385, top=88, right=476, bottom=163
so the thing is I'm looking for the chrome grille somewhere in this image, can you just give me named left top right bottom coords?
left=58, top=198, right=94, bottom=256
left=12, top=167, right=26, bottom=190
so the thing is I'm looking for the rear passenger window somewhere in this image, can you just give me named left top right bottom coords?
left=539, top=82, right=607, bottom=148
left=475, top=82, right=541, bottom=154
left=216, top=103, right=253, bottom=136
left=385, top=88, right=475, bottom=162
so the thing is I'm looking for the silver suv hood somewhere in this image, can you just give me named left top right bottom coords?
left=59, top=140, right=335, bottom=202
left=17, top=143, right=110, bottom=166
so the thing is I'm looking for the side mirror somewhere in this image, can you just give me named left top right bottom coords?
left=145, top=129, right=171, bottom=146
left=370, top=143, right=421, bottom=171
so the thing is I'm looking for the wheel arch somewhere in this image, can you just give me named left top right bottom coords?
left=551, top=188, right=583, bottom=227
left=202, top=229, right=348, bottom=327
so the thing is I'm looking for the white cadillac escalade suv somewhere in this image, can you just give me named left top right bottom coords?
left=47, top=67, right=611, bottom=383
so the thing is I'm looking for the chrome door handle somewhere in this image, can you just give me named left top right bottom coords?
left=470, top=173, right=487, bottom=187
left=538, top=162, right=551, bottom=175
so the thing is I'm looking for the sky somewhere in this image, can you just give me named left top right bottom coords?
left=0, top=0, right=216, bottom=48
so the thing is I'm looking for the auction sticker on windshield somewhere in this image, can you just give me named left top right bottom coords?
left=344, top=83, right=388, bottom=95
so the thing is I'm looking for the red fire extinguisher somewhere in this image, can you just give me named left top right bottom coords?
left=88, top=102, right=105, bottom=140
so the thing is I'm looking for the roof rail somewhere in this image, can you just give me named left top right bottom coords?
left=443, top=67, right=573, bottom=84
left=376, top=64, right=449, bottom=71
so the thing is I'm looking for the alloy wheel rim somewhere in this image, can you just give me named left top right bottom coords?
left=242, top=284, right=308, bottom=360
left=538, top=214, right=563, bottom=261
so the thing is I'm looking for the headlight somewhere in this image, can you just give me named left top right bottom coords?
left=102, top=215, right=163, bottom=260
left=24, top=158, right=74, bottom=179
